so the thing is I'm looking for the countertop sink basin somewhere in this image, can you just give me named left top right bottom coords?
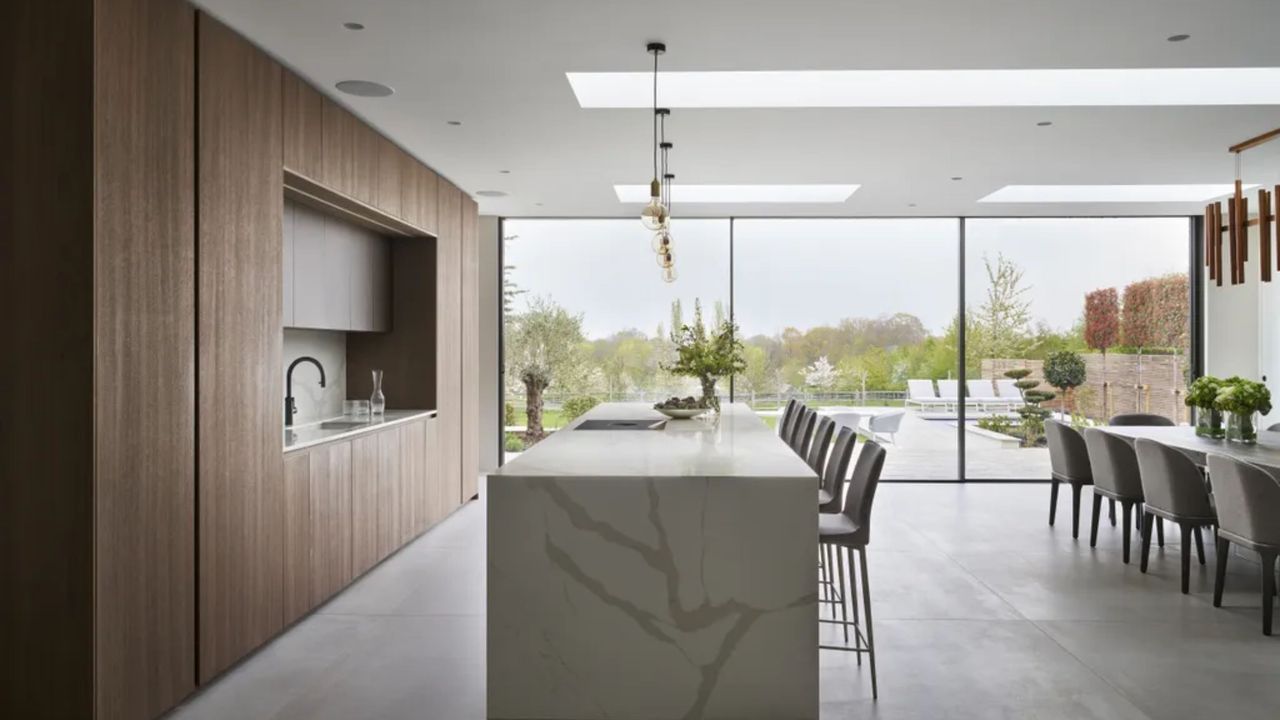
left=319, top=420, right=370, bottom=430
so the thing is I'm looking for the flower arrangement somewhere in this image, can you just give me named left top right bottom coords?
left=662, top=300, right=745, bottom=410
left=1213, top=377, right=1272, bottom=444
left=1186, top=376, right=1225, bottom=438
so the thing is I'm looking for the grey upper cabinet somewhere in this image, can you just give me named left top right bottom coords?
left=286, top=199, right=390, bottom=332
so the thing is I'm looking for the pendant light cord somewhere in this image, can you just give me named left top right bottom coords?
left=652, top=49, right=659, bottom=182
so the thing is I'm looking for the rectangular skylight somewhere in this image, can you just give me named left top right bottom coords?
left=569, top=69, right=1280, bottom=108
left=979, top=184, right=1253, bottom=203
left=613, top=184, right=859, bottom=203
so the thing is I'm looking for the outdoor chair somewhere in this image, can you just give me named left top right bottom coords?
left=905, top=379, right=944, bottom=410
left=965, top=379, right=1003, bottom=412
left=868, top=410, right=905, bottom=444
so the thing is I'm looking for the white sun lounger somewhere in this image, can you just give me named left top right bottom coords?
left=966, top=379, right=1004, bottom=411
left=906, top=379, right=947, bottom=409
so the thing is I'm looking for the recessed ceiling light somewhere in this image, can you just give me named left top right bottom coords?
left=475, top=190, right=508, bottom=198
left=614, top=184, right=858, bottom=203
left=335, top=80, right=393, bottom=97
left=908, top=203, right=917, bottom=207
left=343, top=22, right=364, bottom=30
left=979, top=184, right=1254, bottom=203
left=567, top=68, right=1280, bottom=107
left=534, top=202, right=544, bottom=207
left=1036, top=120, right=1053, bottom=126
left=499, top=170, right=511, bottom=174
left=951, top=176, right=963, bottom=181
left=446, top=120, right=463, bottom=126
left=1167, top=34, right=1190, bottom=42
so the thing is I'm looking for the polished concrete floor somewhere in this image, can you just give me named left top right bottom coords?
left=168, top=483, right=1279, bottom=720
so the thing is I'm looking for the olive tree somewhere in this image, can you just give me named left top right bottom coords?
left=506, top=296, right=589, bottom=443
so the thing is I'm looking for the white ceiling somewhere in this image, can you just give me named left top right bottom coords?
left=194, top=0, right=1280, bottom=218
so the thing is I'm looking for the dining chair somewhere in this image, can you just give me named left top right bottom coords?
left=778, top=398, right=799, bottom=438
left=790, top=407, right=818, bottom=458
left=1110, top=413, right=1174, bottom=427
left=1207, top=454, right=1280, bottom=635
left=806, top=415, right=836, bottom=476
left=1084, top=428, right=1148, bottom=563
left=819, top=439, right=887, bottom=699
left=1045, top=420, right=1093, bottom=539
left=1134, top=438, right=1216, bottom=593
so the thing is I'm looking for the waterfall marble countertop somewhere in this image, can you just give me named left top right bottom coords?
left=283, top=409, right=436, bottom=453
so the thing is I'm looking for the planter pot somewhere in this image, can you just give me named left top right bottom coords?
left=1195, top=407, right=1225, bottom=439
left=1227, top=411, right=1259, bottom=444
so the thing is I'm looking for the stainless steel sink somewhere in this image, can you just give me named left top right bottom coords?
left=319, top=420, right=370, bottom=430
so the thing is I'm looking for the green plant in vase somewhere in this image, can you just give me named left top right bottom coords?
left=662, top=300, right=746, bottom=411
left=1213, top=377, right=1272, bottom=444
left=1185, top=376, right=1224, bottom=438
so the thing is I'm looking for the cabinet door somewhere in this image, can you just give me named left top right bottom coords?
left=282, top=71, right=323, bottom=178
left=417, top=165, right=439, bottom=235
left=376, top=427, right=402, bottom=560
left=282, top=200, right=295, bottom=326
left=347, top=231, right=373, bottom=332
left=424, top=417, right=440, bottom=527
left=291, top=204, right=350, bottom=330
left=436, top=180, right=463, bottom=515
left=309, top=440, right=352, bottom=606
left=375, top=137, right=401, bottom=218
left=351, top=121, right=378, bottom=206
left=460, top=195, right=480, bottom=501
left=351, top=434, right=379, bottom=576
left=369, top=235, right=390, bottom=332
left=283, top=452, right=312, bottom=623
left=320, top=98, right=355, bottom=195
left=400, top=151, right=420, bottom=226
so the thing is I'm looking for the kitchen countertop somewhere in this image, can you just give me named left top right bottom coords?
left=284, top=409, right=437, bottom=453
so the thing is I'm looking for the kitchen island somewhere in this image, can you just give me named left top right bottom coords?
left=487, top=402, right=819, bottom=720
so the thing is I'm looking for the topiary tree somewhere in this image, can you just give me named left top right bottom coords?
left=1043, top=350, right=1086, bottom=415
left=1004, top=368, right=1054, bottom=446
left=561, top=395, right=601, bottom=423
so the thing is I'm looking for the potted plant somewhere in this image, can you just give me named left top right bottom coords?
left=662, top=300, right=746, bottom=410
left=1185, top=376, right=1225, bottom=438
left=1214, top=377, right=1272, bottom=444
left=1043, top=350, right=1086, bottom=417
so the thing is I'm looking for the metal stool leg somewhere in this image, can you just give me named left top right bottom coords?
left=835, top=544, right=849, bottom=644
left=858, top=547, right=878, bottom=700
left=847, top=546, right=861, bottom=666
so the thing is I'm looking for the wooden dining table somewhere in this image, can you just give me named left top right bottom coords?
left=1099, top=425, right=1280, bottom=479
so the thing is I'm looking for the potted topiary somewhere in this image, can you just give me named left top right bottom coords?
left=1214, top=377, right=1272, bottom=444
left=1043, top=350, right=1086, bottom=417
left=662, top=300, right=746, bottom=410
left=1185, top=376, right=1225, bottom=439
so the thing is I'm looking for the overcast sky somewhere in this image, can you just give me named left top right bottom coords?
left=504, top=217, right=1190, bottom=340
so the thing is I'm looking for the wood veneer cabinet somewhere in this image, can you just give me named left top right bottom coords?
left=283, top=453, right=312, bottom=621
left=460, top=195, right=481, bottom=501
left=197, top=13, right=286, bottom=683
left=321, top=97, right=356, bottom=196
left=436, top=180, right=465, bottom=512
left=1, top=0, right=196, bottom=716
left=376, top=136, right=403, bottom=218
left=309, top=440, right=354, bottom=605
left=282, top=70, right=323, bottom=178
left=351, top=433, right=381, bottom=576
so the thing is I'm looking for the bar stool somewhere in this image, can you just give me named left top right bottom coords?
left=789, top=406, right=817, bottom=458
left=1084, top=428, right=1149, bottom=563
left=778, top=398, right=799, bottom=438
left=817, top=427, right=857, bottom=619
left=1045, top=420, right=1093, bottom=539
left=1134, top=438, right=1216, bottom=593
left=1207, top=454, right=1280, bottom=635
left=819, top=439, right=887, bottom=699
left=781, top=402, right=806, bottom=450
left=806, top=415, right=835, bottom=476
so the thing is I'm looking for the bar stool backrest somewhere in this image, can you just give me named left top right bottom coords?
left=778, top=398, right=798, bottom=438
left=1083, top=428, right=1144, bottom=500
left=1134, top=438, right=1214, bottom=519
left=791, top=407, right=817, bottom=457
left=806, top=415, right=835, bottom=476
left=820, top=426, right=858, bottom=514
left=1207, top=454, right=1280, bottom=548
left=842, top=440, right=887, bottom=546
left=1046, top=420, right=1091, bottom=483
left=781, top=401, right=804, bottom=445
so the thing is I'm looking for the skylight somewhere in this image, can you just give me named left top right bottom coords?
left=568, top=69, right=1280, bottom=108
left=979, top=184, right=1252, bottom=203
left=613, top=184, right=859, bottom=203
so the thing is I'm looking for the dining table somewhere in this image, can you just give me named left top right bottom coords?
left=1098, top=425, right=1280, bottom=480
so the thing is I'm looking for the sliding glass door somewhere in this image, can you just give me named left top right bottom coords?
left=733, top=219, right=961, bottom=480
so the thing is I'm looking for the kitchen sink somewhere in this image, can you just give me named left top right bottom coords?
left=319, top=420, right=370, bottom=430
left=574, top=419, right=667, bottom=431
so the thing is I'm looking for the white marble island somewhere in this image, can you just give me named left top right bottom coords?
left=487, top=403, right=819, bottom=720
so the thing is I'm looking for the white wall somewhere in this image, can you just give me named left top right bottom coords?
left=478, top=215, right=501, bottom=472
left=283, top=328, right=347, bottom=425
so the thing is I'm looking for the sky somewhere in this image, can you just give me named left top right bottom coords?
left=504, top=217, right=1190, bottom=340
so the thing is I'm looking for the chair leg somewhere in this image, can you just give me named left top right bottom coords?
left=847, top=546, right=861, bottom=666
left=1070, top=483, right=1083, bottom=540
left=1261, top=551, right=1277, bottom=636
left=1179, top=523, right=1191, bottom=595
left=1194, top=526, right=1206, bottom=565
left=835, top=544, right=850, bottom=645
left=1156, top=517, right=1164, bottom=548
left=1109, top=499, right=1117, bottom=526
left=1048, top=478, right=1060, bottom=527
left=1090, top=493, right=1103, bottom=548
left=857, top=548, right=878, bottom=700
left=1213, top=537, right=1230, bottom=608
left=1121, top=502, right=1133, bottom=564
left=1139, top=510, right=1153, bottom=573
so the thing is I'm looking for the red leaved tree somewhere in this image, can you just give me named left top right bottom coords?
left=1122, top=280, right=1156, bottom=349
left=1084, top=288, right=1120, bottom=353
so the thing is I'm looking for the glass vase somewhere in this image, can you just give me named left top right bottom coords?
left=1227, top=410, right=1257, bottom=444
left=370, top=369, right=386, bottom=416
left=1195, top=407, right=1224, bottom=439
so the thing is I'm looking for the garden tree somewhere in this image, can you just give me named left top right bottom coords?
left=501, top=234, right=526, bottom=316
left=506, top=296, right=589, bottom=443
left=968, top=253, right=1035, bottom=362
left=1084, top=287, right=1120, bottom=353
left=1043, top=350, right=1086, bottom=415
left=1005, top=368, right=1055, bottom=446
left=1122, top=274, right=1188, bottom=352
left=804, top=356, right=838, bottom=390
left=735, top=344, right=774, bottom=402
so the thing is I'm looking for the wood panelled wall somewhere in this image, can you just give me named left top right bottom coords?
left=437, top=182, right=465, bottom=508
left=196, top=13, right=286, bottom=682
left=460, top=197, right=481, bottom=500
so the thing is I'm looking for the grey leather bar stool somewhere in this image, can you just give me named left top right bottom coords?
left=1084, top=428, right=1148, bottom=563
left=1046, top=420, right=1093, bottom=539
left=1110, top=413, right=1174, bottom=427
left=819, top=439, right=887, bottom=699
left=790, top=406, right=817, bottom=458
left=817, top=427, right=858, bottom=621
left=1207, top=454, right=1280, bottom=635
left=806, top=415, right=835, bottom=476
left=1134, top=438, right=1216, bottom=593
left=778, top=398, right=799, bottom=438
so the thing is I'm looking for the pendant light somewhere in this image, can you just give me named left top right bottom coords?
left=639, top=43, right=668, bottom=230
left=660, top=169, right=678, bottom=283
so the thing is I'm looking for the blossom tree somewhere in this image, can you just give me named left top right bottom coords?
left=804, top=356, right=838, bottom=391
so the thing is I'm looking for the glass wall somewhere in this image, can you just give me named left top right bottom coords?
left=733, top=219, right=960, bottom=480
left=963, top=218, right=1192, bottom=480
left=502, top=219, right=729, bottom=458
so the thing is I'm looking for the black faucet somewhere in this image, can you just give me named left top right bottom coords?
left=285, top=356, right=326, bottom=427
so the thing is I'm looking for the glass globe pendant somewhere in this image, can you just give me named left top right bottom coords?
left=651, top=227, right=673, bottom=253
left=639, top=178, right=667, bottom=230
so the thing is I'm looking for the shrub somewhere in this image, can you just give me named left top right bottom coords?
left=504, top=402, right=517, bottom=427
left=977, top=415, right=1016, bottom=436
left=1084, top=287, right=1120, bottom=352
left=1043, top=350, right=1086, bottom=413
left=561, top=395, right=601, bottom=422
left=504, top=433, right=525, bottom=453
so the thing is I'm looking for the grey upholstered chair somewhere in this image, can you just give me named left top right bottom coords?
left=806, top=415, right=836, bottom=476
left=819, top=439, right=887, bottom=699
left=818, top=426, right=858, bottom=514
left=778, top=398, right=799, bottom=438
left=1207, top=454, right=1280, bottom=635
left=1045, top=420, right=1094, bottom=539
left=1084, top=428, right=1148, bottom=563
left=790, top=407, right=818, bottom=458
left=1110, top=413, right=1174, bottom=427
left=1134, top=439, right=1216, bottom=593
